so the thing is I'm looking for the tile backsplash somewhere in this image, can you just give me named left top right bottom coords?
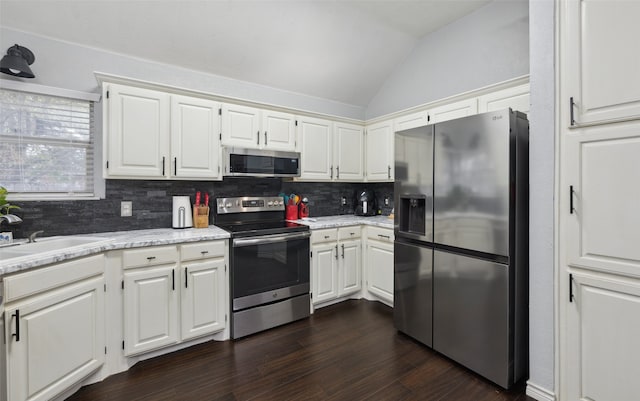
left=5, top=178, right=393, bottom=238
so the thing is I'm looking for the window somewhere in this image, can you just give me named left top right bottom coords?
left=0, top=85, right=100, bottom=199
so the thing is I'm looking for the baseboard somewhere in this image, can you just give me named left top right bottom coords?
left=526, top=381, right=555, bottom=401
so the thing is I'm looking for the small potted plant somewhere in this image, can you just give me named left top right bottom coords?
left=0, top=186, right=21, bottom=220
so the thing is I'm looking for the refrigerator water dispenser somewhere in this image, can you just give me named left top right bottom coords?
left=399, top=196, right=426, bottom=236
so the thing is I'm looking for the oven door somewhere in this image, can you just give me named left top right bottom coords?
left=231, top=231, right=310, bottom=311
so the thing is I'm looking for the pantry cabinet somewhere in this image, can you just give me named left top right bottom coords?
left=104, top=83, right=222, bottom=180
left=365, top=120, right=394, bottom=182
left=559, top=1, right=640, bottom=399
left=221, top=103, right=295, bottom=151
left=3, top=255, right=105, bottom=401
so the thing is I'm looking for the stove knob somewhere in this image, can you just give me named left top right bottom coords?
left=268, top=201, right=274, bottom=207
left=278, top=200, right=284, bottom=206
left=225, top=202, right=232, bottom=208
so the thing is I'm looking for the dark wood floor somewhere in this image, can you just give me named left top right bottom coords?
left=68, top=300, right=533, bottom=401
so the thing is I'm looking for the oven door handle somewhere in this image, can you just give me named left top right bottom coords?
left=232, top=231, right=310, bottom=247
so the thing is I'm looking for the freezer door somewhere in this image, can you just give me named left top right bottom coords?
left=432, top=250, right=511, bottom=388
left=393, top=240, right=433, bottom=347
left=394, top=125, right=434, bottom=243
left=433, top=110, right=511, bottom=257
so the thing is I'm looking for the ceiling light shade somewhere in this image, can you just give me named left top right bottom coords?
left=0, top=44, right=35, bottom=78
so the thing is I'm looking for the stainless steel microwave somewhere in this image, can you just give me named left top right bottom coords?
left=223, top=147, right=301, bottom=177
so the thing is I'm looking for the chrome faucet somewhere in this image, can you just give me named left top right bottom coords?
left=0, top=214, right=23, bottom=225
left=28, top=230, right=44, bottom=243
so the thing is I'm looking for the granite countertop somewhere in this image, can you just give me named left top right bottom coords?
left=0, top=215, right=394, bottom=277
left=292, top=214, right=394, bottom=230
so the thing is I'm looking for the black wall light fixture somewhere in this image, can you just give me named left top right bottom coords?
left=0, top=44, right=36, bottom=78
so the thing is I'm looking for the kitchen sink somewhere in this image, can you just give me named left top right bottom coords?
left=0, top=236, right=113, bottom=263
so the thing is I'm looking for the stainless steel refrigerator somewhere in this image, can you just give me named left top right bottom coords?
left=393, top=108, right=528, bottom=389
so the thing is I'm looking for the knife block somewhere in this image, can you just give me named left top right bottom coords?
left=193, top=205, right=210, bottom=228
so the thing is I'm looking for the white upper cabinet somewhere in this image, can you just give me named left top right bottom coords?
left=261, top=110, right=296, bottom=151
left=430, top=98, right=478, bottom=124
left=297, top=116, right=333, bottom=180
left=221, top=103, right=295, bottom=151
left=105, top=84, right=170, bottom=178
left=564, top=0, right=640, bottom=126
left=104, top=83, right=222, bottom=180
left=171, top=95, right=221, bottom=179
left=365, top=120, right=394, bottom=182
left=394, top=111, right=430, bottom=132
left=333, top=122, right=364, bottom=181
left=478, top=84, right=530, bottom=115
left=221, top=103, right=261, bottom=148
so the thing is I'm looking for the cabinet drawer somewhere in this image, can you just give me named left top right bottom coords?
left=122, top=245, right=178, bottom=269
left=367, top=226, right=394, bottom=243
left=338, top=226, right=361, bottom=240
left=311, top=229, right=338, bottom=244
left=181, top=241, right=226, bottom=261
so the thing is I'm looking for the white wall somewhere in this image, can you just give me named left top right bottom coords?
left=0, top=27, right=365, bottom=120
left=365, top=0, right=529, bottom=119
left=527, top=0, right=556, bottom=398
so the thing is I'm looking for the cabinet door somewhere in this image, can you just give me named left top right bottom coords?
left=171, top=95, right=221, bottom=179
left=181, top=259, right=226, bottom=341
left=123, top=265, right=179, bottom=356
left=339, top=239, right=361, bottom=296
left=565, top=272, right=640, bottom=401
left=262, top=110, right=296, bottom=151
left=106, top=84, right=169, bottom=178
left=5, top=277, right=104, bottom=401
left=221, top=103, right=260, bottom=148
left=394, top=111, right=430, bottom=132
left=564, top=121, right=640, bottom=277
left=298, top=116, right=333, bottom=181
left=477, top=84, right=530, bottom=114
left=366, top=240, right=394, bottom=303
left=430, top=98, right=478, bottom=124
left=563, top=0, right=640, bottom=125
left=334, top=122, right=364, bottom=181
left=311, top=243, right=338, bottom=304
left=365, top=120, right=393, bottom=181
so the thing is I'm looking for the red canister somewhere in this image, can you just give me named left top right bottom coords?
left=299, top=203, right=309, bottom=218
left=286, top=205, right=298, bottom=220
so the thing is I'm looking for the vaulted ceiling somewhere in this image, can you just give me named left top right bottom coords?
left=0, top=0, right=492, bottom=108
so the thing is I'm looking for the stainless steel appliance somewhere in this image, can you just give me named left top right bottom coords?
left=394, top=109, right=528, bottom=389
left=172, top=196, right=193, bottom=228
left=214, top=196, right=310, bottom=339
left=354, top=189, right=377, bottom=216
left=222, top=148, right=300, bottom=177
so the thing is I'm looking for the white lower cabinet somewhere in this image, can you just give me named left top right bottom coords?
left=365, top=227, right=394, bottom=304
left=3, top=255, right=105, bottom=401
left=566, top=271, right=640, bottom=401
left=311, top=227, right=362, bottom=307
left=180, top=258, right=226, bottom=341
left=122, top=241, right=227, bottom=356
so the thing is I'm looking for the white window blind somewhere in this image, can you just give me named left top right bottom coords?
left=0, top=88, right=95, bottom=196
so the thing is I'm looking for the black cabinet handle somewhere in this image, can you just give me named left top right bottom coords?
left=378, top=234, right=390, bottom=239
left=146, top=256, right=156, bottom=261
left=185, top=267, right=188, bottom=289
left=12, top=310, right=20, bottom=342
left=174, top=157, right=177, bottom=176
left=334, top=245, right=338, bottom=260
left=341, top=244, right=345, bottom=258
left=388, top=166, right=391, bottom=179
left=172, top=270, right=175, bottom=291
left=570, top=97, right=576, bottom=126
left=257, top=130, right=260, bottom=145
left=330, top=166, right=333, bottom=179
left=336, top=166, right=340, bottom=179
left=162, top=157, right=165, bottom=175
left=200, top=250, right=209, bottom=255
left=265, top=131, right=268, bottom=146
left=569, top=186, right=575, bottom=214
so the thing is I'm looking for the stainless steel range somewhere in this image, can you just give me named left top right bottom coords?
left=214, top=196, right=310, bottom=339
